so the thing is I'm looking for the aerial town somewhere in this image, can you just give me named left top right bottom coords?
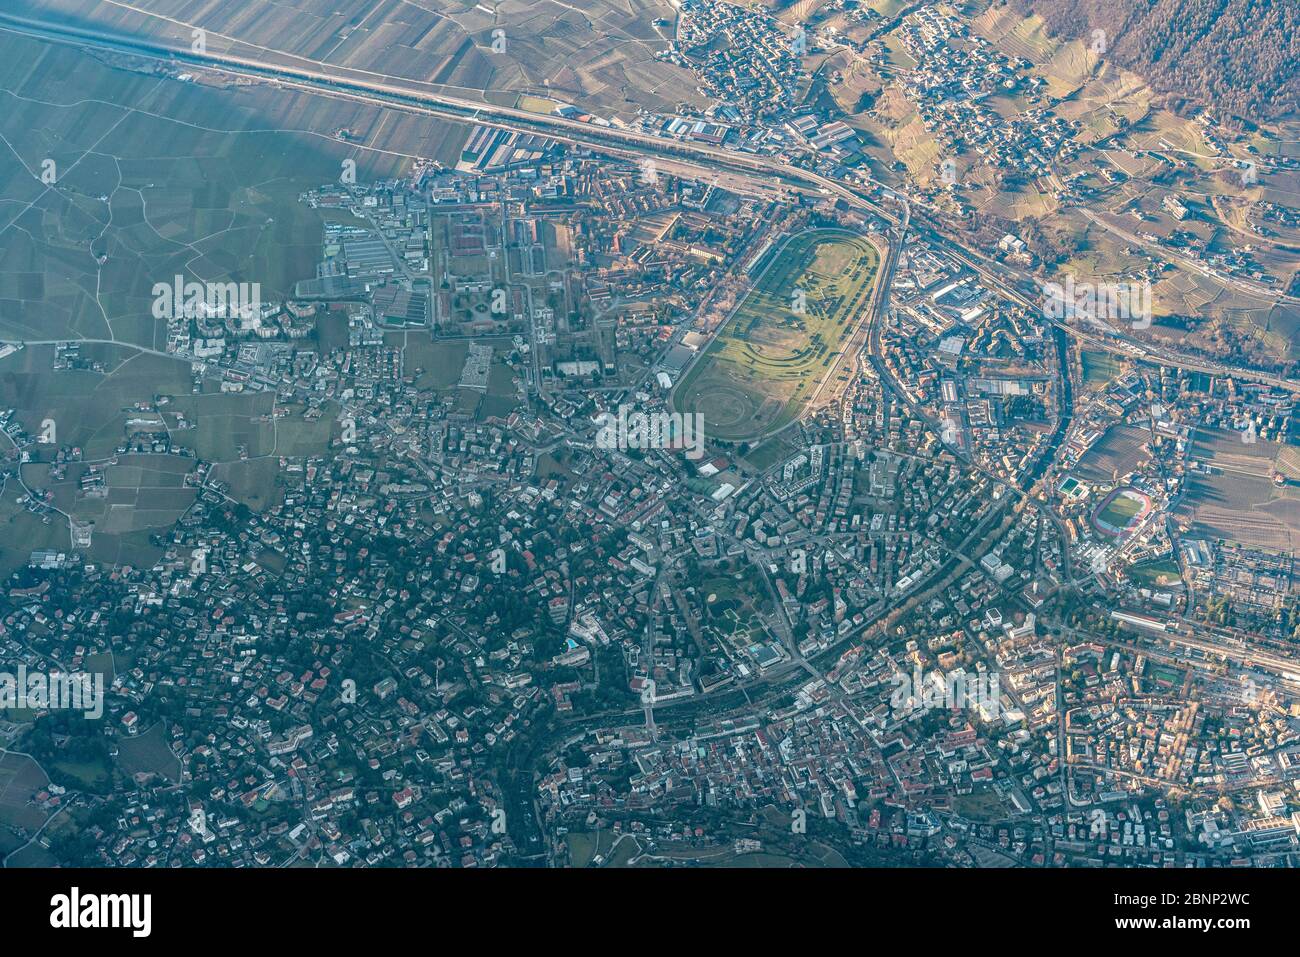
left=0, top=0, right=1297, bottom=898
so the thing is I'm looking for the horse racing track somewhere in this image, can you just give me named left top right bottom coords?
left=672, top=229, right=880, bottom=443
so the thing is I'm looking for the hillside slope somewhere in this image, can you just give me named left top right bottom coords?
left=1007, top=0, right=1298, bottom=120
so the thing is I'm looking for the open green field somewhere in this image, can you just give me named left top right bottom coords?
left=0, top=752, right=49, bottom=855
left=673, top=230, right=879, bottom=441
left=116, top=722, right=182, bottom=784
left=1080, top=349, right=1122, bottom=388
left=1099, top=493, right=1143, bottom=524
left=951, top=789, right=1012, bottom=822
left=1127, top=557, right=1182, bottom=588
left=1094, top=488, right=1150, bottom=536
left=743, top=431, right=802, bottom=471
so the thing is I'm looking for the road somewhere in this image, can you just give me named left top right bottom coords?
left=5, top=8, right=1297, bottom=399
left=8, top=5, right=1298, bottom=858
left=864, top=199, right=1078, bottom=586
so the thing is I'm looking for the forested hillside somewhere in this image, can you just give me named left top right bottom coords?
left=1008, top=0, right=1297, bottom=120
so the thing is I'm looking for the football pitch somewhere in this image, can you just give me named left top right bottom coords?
left=1093, top=488, right=1153, bottom=537
left=673, top=229, right=880, bottom=442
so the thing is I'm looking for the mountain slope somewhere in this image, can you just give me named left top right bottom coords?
left=1006, top=0, right=1298, bottom=120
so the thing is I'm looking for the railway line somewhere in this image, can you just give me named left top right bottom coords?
left=3, top=10, right=1295, bottom=394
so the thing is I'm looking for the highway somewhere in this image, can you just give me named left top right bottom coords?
left=863, top=198, right=1081, bottom=586
left=6, top=5, right=1287, bottom=609
left=9, top=5, right=1300, bottom=864
left=0, top=12, right=830, bottom=199
left=5, top=3, right=1294, bottom=651
left=4, top=8, right=1297, bottom=397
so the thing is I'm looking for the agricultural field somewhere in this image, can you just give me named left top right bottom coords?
left=673, top=229, right=880, bottom=442
left=0, top=31, right=416, bottom=538
left=12, top=0, right=703, bottom=123
left=0, top=29, right=428, bottom=351
left=0, top=344, right=191, bottom=458
left=0, top=751, right=50, bottom=858
left=32, top=452, right=198, bottom=567
left=1177, top=428, right=1300, bottom=551
left=1079, top=349, right=1123, bottom=388
left=1075, top=423, right=1149, bottom=483
left=0, top=472, right=70, bottom=574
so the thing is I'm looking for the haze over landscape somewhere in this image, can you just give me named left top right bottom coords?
left=0, top=0, right=1295, bottom=911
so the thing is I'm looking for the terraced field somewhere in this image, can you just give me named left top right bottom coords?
left=1176, top=427, right=1300, bottom=550
left=673, top=229, right=879, bottom=442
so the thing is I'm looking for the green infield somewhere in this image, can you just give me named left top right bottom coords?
left=673, top=229, right=880, bottom=442
left=1093, top=487, right=1152, bottom=537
